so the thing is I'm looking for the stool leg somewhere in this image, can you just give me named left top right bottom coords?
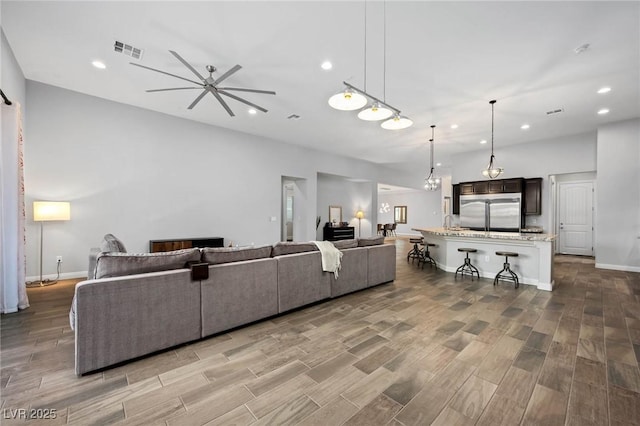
left=493, top=255, right=519, bottom=288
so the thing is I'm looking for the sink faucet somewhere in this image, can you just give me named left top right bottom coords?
left=443, top=215, right=453, bottom=230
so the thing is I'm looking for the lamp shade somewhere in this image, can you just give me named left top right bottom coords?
left=33, top=201, right=71, bottom=221
left=357, top=102, right=393, bottom=121
left=355, top=210, right=365, bottom=219
left=328, top=89, right=368, bottom=111
left=381, top=114, right=413, bottom=130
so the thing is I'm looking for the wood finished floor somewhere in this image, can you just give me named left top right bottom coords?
left=2, top=238, right=640, bottom=425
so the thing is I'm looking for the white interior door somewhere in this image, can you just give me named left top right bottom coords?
left=558, top=181, right=594, bottom=255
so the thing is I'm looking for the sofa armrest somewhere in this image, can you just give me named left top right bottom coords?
left=74, top=269, right=201, bottom=375
left=87, top=247, right=101, bottom=279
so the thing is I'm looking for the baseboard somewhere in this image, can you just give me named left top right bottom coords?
left=595, top=263, right=640, bottom=273
left=26, top=271, right=87, bottom=282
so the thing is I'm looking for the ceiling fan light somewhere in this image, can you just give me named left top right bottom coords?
left=328, top=88, right=367, bottom=111
left=381, top=114, right=413, bottom=130
left=358, top=102, right=393, bottom=121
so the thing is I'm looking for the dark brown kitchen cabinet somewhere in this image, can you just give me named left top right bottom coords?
left=503, top=178, right=523, bottom=193
left=460, top=183, right=474, bottom=195
left=488, top=178, right=522, bottom=193
left=524, top=178, right=542, bottom=215
left=473, top=181, right=489, bottom=194
left=452, top=184, right=460, bottom=214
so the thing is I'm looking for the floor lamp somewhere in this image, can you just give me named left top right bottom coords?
left=355, top=210, right=365, bottom=238
left=31, top=201, right=71, bottom=287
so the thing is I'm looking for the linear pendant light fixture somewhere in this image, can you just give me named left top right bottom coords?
left=482, top=99, right=504, bottom=179
left=424, top=125, right=440, bottom=190
left=328, top=0, right=412, bottom=130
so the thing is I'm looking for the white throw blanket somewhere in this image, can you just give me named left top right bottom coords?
left=312, top=241, right=343, bottom=279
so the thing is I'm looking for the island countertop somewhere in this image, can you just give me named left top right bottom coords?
left=412, top=227, right=557, bottom=242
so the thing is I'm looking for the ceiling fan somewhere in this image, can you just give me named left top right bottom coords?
left=130, top=50, right=276, bottom=117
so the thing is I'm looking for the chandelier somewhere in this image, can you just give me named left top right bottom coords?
left=424, top=125, right=440, bottom=191
left=482, top=100, right=504, bottom=179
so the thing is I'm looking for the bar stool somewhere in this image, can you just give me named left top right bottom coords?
left=407, top=237, right=424, bottom=263
left=419, top=241, right=437, bottom=269
left=494, top=251, right=519, bottom=288
left=455, top=248, right=480, bottom=280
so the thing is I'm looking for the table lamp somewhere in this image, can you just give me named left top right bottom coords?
left=31, top=201, right=71, bottom=287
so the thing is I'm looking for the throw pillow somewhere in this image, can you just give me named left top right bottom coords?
left=100, top=233, right=127, bottom=253
left=333, top=239, right=358, bottom=249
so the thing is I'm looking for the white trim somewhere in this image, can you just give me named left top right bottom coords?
left=26, top=271, right=87, bottom=282
left=436, top=263, right=554, bottom=291
left=595, top=263, right=640, bottom=273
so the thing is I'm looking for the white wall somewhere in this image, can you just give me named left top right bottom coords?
left=451, top=132, right=597, bottom=232
left=23, top=81, right=418, bottom=278
left=595, top=118, right=640, bottom=271
left=378, top=189, right=442, bottom=236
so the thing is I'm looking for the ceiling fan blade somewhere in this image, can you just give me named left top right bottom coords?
left=130, top=62, right=202, bottom=86
left=169, top=50, right=205, bottom=81
left=207, top=88, right=235, bottom=117
left=188, top=89, right=209, bottom=110
left=146, top=87, right=203, bottom=93
left=218, top=90, right=268, bottom=113
left=214, top=65, right=242, bottom=85
left=217, top=87, right=276, bottom=95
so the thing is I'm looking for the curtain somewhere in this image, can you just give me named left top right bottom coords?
left=1, top=102, right=29, bottom=313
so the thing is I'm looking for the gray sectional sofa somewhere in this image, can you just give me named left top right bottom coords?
left=71, top=235, right=396, bottom=375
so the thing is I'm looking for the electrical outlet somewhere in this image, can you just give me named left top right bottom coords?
left=56, top=256, right=62, bottom=263
left=485, top=255, right=490, bottom=262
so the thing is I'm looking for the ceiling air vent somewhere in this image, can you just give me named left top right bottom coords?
left=546, top=108, right=564, bottom=116
left=114, top=41, right=143, bottom=60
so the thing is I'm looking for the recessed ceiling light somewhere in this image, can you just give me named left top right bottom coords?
left=92, top=60, right=106, bottom=69
left=521, top=124, right=530, bottom=130
left=597, top=87, right=611, bottom=94
left=450, top=124, right=458, bottom=129
left=248, top=108, right=257, bottom=115
left=480, top=140, right=487, bottom=144
left=436, top=162, right=442, bottom=167
left=321, top=61, right=332, bottom=70
left=597, top=108, right=610, bottom=115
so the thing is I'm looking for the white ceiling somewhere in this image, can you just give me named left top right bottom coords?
left=3, top=1, right=639, bottom=172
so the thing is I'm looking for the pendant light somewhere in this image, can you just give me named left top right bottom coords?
left=482, top=99, right=504, bottom=179
left=381, top=113, right=413, bottom=130
left=424, top=125, right=440, bottom=191
left=329, top=0, right=411, bottom=129
left=328, top=88, right=368, bottom=110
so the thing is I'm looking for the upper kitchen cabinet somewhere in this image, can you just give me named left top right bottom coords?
left=524, top=178, right=543, bottom=215
left=489, top=178, right=523, bottom=193
left=460, top=183, right=474, bottom=195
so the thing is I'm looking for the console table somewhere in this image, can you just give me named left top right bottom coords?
left=150, top=237, right=224, bottom=253
left=323, top=226, right=355, bottom=241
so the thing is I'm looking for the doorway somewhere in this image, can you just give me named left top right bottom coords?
left=281, top=177, right=308, bottom=242
left=556, top=179, right=595, bottom=256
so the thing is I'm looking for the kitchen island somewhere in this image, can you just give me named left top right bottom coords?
left=412, top=227, right=557, bottom=291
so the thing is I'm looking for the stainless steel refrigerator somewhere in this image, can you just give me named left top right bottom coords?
left=459, top=193, right=522, bottom=232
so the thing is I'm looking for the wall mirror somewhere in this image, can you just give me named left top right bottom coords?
left=394, top=206, right=407, bottom=224
left=329, top=206, right=342, bottom=225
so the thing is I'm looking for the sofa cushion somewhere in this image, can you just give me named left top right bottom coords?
left=100, top=233, right=127, bottom=253
left=202, top=245, right=273, bottom=265
left=333, top=239, right=358, bottom=250
left=94, top=248, right=201, bottom=279
left=357, top=236, right=385, bottom=247
left=271, top=241, right=318, bottom=256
